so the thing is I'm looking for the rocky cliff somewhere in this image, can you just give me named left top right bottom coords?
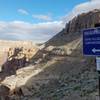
left=46, top=9, right=100, bottom=46
left=1, top=9, right=100, bottom=100
left=65, top=9, right=100, bottom=34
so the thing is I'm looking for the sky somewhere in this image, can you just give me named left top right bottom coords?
left=0, top=0, right=99, bottom=43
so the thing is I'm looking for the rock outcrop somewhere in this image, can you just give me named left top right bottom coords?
left=1, top=47, right=38, bottom=74
left=65, top=9, right=100, bottom=34
left=46, top=9, right=100, bottom=47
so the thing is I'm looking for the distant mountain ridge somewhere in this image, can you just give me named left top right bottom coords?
left=0, top=40, right=36, bottom=52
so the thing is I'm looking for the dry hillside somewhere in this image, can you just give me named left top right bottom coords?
left=1, top=9, right=100, bottom=100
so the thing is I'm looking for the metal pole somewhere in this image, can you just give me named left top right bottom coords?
left=96, top=57, right=100, bottom=100
left=98, top=71, right=100, bottom=97
left=95, top=24, right=100, bottom=99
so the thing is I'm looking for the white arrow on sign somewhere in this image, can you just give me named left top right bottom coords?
left=92, top=48, right=100, bottom=53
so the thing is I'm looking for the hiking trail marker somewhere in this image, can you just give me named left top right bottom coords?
left=83, top=26, right=100, bottom=98
left=83, top=27, right=100, bottom=56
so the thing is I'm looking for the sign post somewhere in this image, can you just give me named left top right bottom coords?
left=96, top=57, right=100, bottom=97
left=83, top=26, right=100, bottom=98
left=83, top=27, right=100, bottom=56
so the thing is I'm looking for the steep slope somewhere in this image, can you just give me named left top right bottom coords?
left=2, top=9, right=100, bottom=100
left=46, top=9, right=100, bottom=47
left=27, top=9, right=100, bottom=99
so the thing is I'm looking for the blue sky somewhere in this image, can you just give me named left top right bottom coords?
left=0, top=0, right=99, bottom=43
left=0, top=0, right=87, bottom=23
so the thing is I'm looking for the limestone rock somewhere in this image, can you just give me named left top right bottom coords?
left=65, top=9, right=100, bottom=34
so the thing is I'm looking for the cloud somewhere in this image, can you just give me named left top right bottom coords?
left=18, top=9, right=52, bottom=21
left=32, top=14, right=52, bottom=21
left=0, top=21, right=64, bottom=43
left=63, top=0, right=100, bottom=23
left=3, top=0, right=100, bottom=43
left=18, top=9, right=29, bottom=15
left=90, top=0, right=99, bottom=1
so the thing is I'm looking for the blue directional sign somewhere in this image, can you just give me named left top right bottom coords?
left=83, top=27, right=100, bottom=56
